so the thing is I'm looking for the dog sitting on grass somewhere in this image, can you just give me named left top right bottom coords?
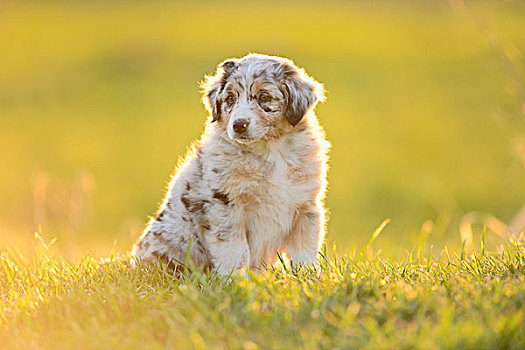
left=132, top=54, right=330, bottom=274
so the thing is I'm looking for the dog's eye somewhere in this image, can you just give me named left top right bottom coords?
left=226, top=95, right=236, bottom=105
left=258, top=93, right=271, bottom=103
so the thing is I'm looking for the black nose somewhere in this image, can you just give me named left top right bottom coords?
left=233, top=119, right=249, bottom=134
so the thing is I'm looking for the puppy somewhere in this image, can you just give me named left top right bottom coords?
left=132, top=54, right=329, bottom=274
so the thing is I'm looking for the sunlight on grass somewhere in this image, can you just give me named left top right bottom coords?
left=0, top=235, right=523, bottom=349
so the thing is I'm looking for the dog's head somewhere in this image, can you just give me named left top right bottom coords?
left=201, top=54, right=325, bottom=143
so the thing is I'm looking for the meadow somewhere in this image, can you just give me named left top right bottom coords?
left=0, top=236, right=524, bottom=349
left=1, top=0, right=525, bottom=348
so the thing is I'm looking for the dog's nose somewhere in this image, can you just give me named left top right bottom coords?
left=233, top=119, right=249, bottom=134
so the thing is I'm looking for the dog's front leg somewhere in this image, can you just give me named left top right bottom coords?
left=285, top=204, right=325, bottom=270
left=206, top=229, right=250, bottom=275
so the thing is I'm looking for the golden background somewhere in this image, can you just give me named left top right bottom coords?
left=1, top=1, right=524, bottom=257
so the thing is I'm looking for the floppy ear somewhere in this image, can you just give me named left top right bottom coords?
left=281, top=62, right=325, bottom=127
left=201, top=59, right=239, bottom=122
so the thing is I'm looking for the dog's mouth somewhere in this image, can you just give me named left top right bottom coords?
left=227, top=128, right=265, bottom=144
left=233, top=136, right=257, bottom=144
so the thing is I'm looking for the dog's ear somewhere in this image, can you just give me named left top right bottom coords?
left=280, top=62, right=325, bottom=127
left=201, top=59, right=239, bottom=122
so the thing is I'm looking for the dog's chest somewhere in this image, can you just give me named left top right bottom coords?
left=228, top=151, right=298, bottom=262
left=223, top=149, right=297, bottom=208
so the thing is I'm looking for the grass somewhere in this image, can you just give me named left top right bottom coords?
left=1, top=235, right=524, bottom=349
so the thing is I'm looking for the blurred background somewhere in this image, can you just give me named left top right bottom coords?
left=1, top=0, right=524, bottom=258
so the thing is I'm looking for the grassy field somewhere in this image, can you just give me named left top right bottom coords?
left=0, top=238, right=524, bottom=349
left=1, top=1, right=525, bottom=348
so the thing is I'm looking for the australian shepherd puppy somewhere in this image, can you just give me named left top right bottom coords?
left=132, top=54, right=329, bottom=274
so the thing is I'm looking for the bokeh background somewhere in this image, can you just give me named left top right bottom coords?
left=1, top=0, right=524, bottom=258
